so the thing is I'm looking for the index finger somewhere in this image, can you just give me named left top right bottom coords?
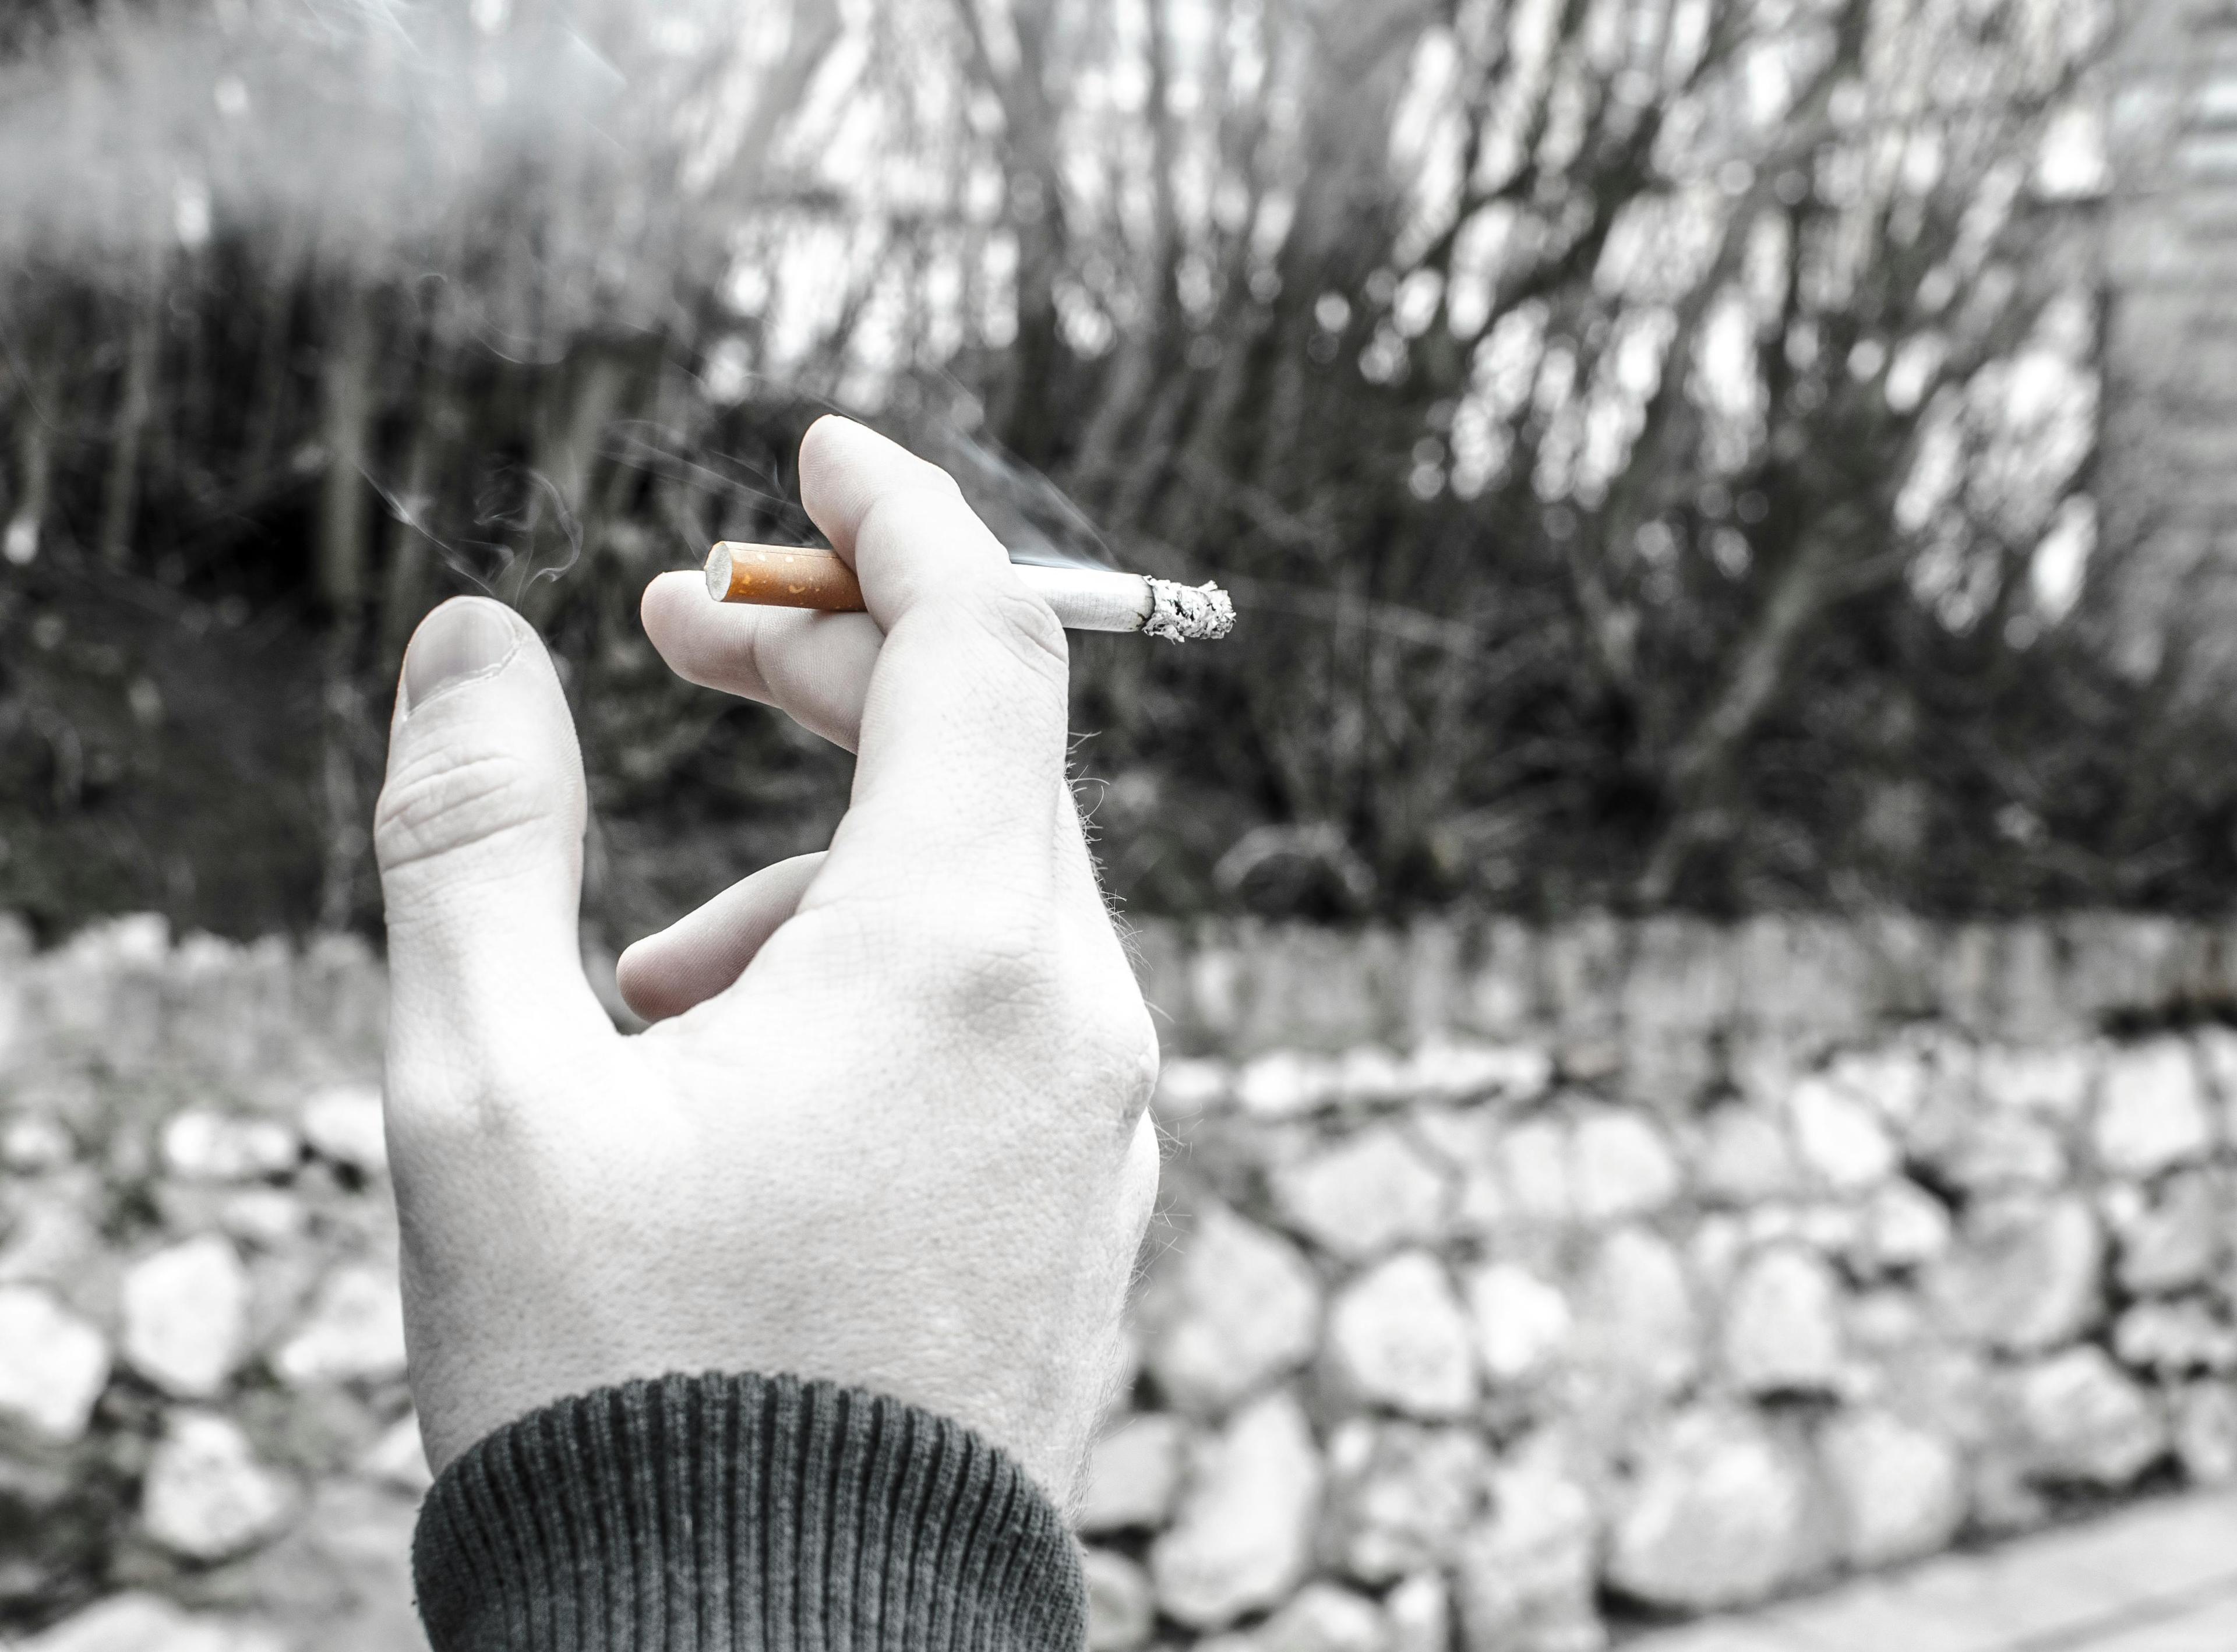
left=793, top=416, right=1069, bottom=920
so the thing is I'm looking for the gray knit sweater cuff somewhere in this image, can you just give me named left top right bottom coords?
left=412, top=1372, right=1087, bottom=1652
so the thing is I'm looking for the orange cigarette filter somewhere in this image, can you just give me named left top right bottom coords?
left=704, top=542, right=865, bottom=611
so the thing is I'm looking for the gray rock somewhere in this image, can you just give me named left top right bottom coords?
left=1878, top=1343, right=1996, bottom=1459
left=1906, top=1093, right=2067, bottom=1193
left=2008, top=1347, right=2169, bottom=1488
left=1155, top=1057, right=1233, bottom=1122
left=1975, top=1044, right=2094, bottom=1119
left=299, top=1083, right=389, bottom=1174
left=1817, top=1409, right=1966, bottom=1569
left=1606, top=1410, right=1835, bottom=1612
left=1325, top=1252, right=1480, bottom=1419
left=2109, top=1169, right=2224, bottom=1296
left=1786, top=1075, right=1897, bottom=1192
left=1686, top=1213, right=1747, bottom=1298
left=218, top=1188, right=309, bottom=1251
left=1690, top=1106, right=1799, bottom=1206
left=1499, top=1117, right=1575, bottom=1225
left=1926, top=1193, right=2103, bottom=1353
left=1323, top=1421, right=1490, bottom=1582
left=1453, top=1445, right=1604, bottom=1652
left=2174, top=1381, right=2237, bottom=1484
left=1150, top=1389, right=1323, bottom=1629
left=1334, top=1046, right=1413, bottom=1108
left=2113, top=1298, right=2237, bottom=1375
left=142, top=1410, right=297, bottom=1561
left=1083, top=1549, right=1155, bottom=1652
left=1405, top=1042, right=1553, bottom=1104
left=0, top=1173, right=111, bottom=1301
left=1, top=1114, right=74, bottom=1173
left=1257, top=1583, right=1388, bottom=1652
left=122, top=1236, right=249, bottom=1399
left=1237, top=1051, right=1341, bottom=1119
left=2093, top=1039, right=2214, bottom=1177
left=2196, top=1025, right=2237, bottom=1106
left=1843, top=1286, right=1931, bottom=1361
left=230, top=1478, right=418, bottom=1647
left=1465, top=1261, right=1572, bottom=1385
left=160, top=1110, right=300, bottom=1182
left=1408, top=1107, right=1508, bottom=1232
left=355, top=1414, right=433, bottom=1495
left=0, top=1283, right=110, bottom=1442
left=1572, top=1226, right=1699, bottom=1398
left=1383, top=1573, right=1451, bottom=1652
left=273, top=1263, right=408, bottom=1386
left=1723, top=1245, right=1846, bottom=1395
left=1145, top=1204, right=1322, bottom=1416
left=1078, top=1412, right=1189, bottom=1534
left=1820, top=1043, right=1932, bottom=1128
left=15, top=1593, right=285, bottom=1652
left=1271, top=1127, right=1451, bottom=1261
left=1569, top=1107, right=1680, bottom=1224
left=1854, top=1180, right=1954, bottom=1275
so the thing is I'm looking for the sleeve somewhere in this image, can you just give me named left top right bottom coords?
left=410, top=1371, right=1088, bottom=1652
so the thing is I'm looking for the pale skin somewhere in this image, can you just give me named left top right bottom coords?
left=373, top=415, right=1162, bottom=1506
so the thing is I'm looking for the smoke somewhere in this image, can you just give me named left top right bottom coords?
left=904, top=397, right=1118, bottom=573
left=601, top=422, right=802, bottom=526
left=365, top=458, right=584, bottom=607
left=686, top=370, right=1120, bottom=572
left=605, top=392, right=1123, bottom=575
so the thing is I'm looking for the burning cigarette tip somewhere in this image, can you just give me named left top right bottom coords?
left=1143, top=577, right=1236, bottom=643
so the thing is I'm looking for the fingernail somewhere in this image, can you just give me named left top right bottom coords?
left=399, top=599, right=522, bottom=719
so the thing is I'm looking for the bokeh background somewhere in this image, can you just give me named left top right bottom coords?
left=0, top=0, right=2199, bottom=947
left=10, top=1, right=2237, bottom=1651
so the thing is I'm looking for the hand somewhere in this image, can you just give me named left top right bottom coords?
left=373, top=416, right=1160, bottom=1503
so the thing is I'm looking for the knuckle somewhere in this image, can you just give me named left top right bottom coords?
left=853, top=483, right=977, bottom=569
left=862, top=887, right=1058, bottom=1035
left=1033, top=959, right=1159, bottom=1122
left=384, top=1032, right=537, bottom=1154
left=373, top=746, right=552, bottom=876
left=1084, top=988, right=1162, bottom=1122
left=970, top=580, right=1070, bottom=678
left=936, top=906, right=1056, bottom=1025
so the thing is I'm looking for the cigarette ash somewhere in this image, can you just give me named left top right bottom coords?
left=1142, top=579, right=1236, bottom=643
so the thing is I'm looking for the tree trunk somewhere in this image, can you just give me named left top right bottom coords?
left=1633, top=521, right=1854, bottom=902
left=5, top=359, right=55, bottom=566
left=319, top=291, right=379, bottom=617
left=376, top=372, right=463, bottom=682
left=317, top=633, right=368, bottom=933
left=99, top=293, right=160, bottom=567
left=245, top=255, right=300, bottom=481
left=1065, top=0, right=1182, bottom=501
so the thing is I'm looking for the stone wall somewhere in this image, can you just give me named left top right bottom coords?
left=4, top=913, right=2237, bottom=1650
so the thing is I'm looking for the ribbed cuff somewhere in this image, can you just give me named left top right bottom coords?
left=412, top=1372, right=1086, bottom=1652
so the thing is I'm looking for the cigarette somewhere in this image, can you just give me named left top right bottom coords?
left=703, top=542, right=1236, bottom=643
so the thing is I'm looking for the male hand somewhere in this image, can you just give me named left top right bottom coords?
left=373, top=416, right=1160, bottom=1504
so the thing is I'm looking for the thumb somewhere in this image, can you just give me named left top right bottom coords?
left=375, top=598, right=606, bottom=1120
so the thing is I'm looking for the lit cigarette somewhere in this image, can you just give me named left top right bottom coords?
left=704, top=542, right=1236, bottom=643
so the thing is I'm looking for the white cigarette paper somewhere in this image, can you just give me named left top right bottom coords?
left=703, top=541, right=1236, bottom=642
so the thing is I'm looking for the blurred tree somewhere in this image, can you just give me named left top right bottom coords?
left=1, top=0, right=2224, bottom=947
